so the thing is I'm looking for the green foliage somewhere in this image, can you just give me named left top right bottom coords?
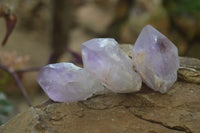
left=163, top=0, right=200, bottom=16
left=0, top=71, right=13, bottom=125
left=0, top=92, right=13, bottom=125
left=0, top=71, right=11, bottom=91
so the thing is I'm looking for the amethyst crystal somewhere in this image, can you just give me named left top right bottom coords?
left=37, top=63, right=103, bottom=102
left=132, top=25, right=179, bottom=93
left=81, top=38, right=142, bottom=93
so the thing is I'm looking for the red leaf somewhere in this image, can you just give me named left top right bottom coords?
left=0, top=4, right=17, bottom=46
left=2, top=15, right=17, bottom=46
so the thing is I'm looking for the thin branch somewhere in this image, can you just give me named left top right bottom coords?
left=0, top=63, right=32, bottom=106
left=0, top=48, right=82, bottom=107
left=12, top=73, right=32, bottom=106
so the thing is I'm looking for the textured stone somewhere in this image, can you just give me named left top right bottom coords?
left=81, top=38, right=142, bottom=93
left=37, top=63, right=103, bottom=102
left=132, top=25, right=179, bottom=93
left=178, top=57, right=200, bottom=84
left=1, top=81, right=200, bottom=133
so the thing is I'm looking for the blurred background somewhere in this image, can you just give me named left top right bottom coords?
left=0, top=0, right=200, bottom=125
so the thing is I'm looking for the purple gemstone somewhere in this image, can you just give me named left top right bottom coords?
left=81, top=38, right=142, bottom=93
left=37, top=63, right=102, bottom=102
left=132, top=25, right=179, bottom=93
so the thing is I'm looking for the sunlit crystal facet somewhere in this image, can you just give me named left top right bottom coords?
left=132, top=25, right=179, bottom=93
left=81, top=38, right=142, bottom=93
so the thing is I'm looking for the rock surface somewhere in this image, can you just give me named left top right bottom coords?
left=178, top=57, right=200, bottom=84
left=1, top=81, right=200, bottom=133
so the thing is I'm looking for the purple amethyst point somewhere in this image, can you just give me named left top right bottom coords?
left=37, top=63, right=102, bottom=102
left=132, top=25, right=179, bottom=93
left=81, top=38, right=142, bottom=93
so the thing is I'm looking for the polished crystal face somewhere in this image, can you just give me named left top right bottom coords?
left=37, top=63, right=103, bottom=102
left=81, top=38, right=142, bottom=93
left=132, top=25, right=179, bottom=93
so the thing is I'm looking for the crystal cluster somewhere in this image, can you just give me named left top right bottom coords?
left=132, top=25, right=179, bottom=93
left=37, top=25, right=179, bottom=103
left=81, top=38, right=142, bottom=93
left=37, top=63, right=103, bottom=102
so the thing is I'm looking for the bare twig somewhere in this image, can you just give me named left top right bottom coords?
left=0, top=64, right=32, bottom=106
left=0, top=4, right=32, bottom=106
